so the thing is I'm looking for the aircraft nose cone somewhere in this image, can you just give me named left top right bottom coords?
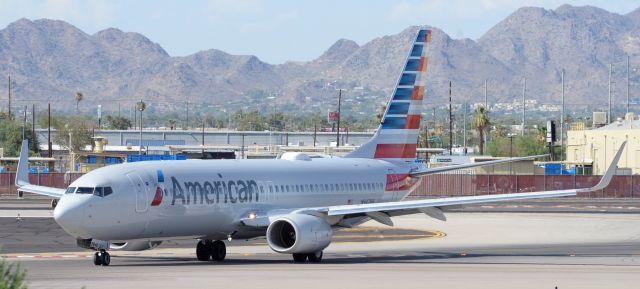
left=53, top=197, right=88, bottom=238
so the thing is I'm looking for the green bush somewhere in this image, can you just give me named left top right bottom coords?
left=0, top=254, right=27, bottom=289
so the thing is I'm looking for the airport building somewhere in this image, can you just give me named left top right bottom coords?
left=566, top=113, right=639, bottom=175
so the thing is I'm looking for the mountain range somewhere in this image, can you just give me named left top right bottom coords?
left=1, top=4, right=639, bottom=113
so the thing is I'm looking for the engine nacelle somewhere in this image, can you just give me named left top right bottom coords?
left=266, top=214, right=332, bottom=254
left=109, top=240, right=162, bottom=251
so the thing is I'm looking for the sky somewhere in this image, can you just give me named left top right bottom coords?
left=0, top=0, right=637, bottom=64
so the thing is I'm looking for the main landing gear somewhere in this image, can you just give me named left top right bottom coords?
left=292, top=251, right=323, bottom=263
left=93, top=249, right=111, bottom=266
left=196, top=240, right=226, bottom=262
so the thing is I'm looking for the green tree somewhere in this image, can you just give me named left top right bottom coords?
left=0, top=119, right=40, bottom=156
left=104, top=115, right=132, bottom=130
left=74, top=91, right=83, bottom=111
left=473, top=106, right=491, bottom=155
left=237, top=110, right=266, bottom=131
left=0, top=250, right=27, bottom=289
left=54, top=117, right=93, bottom=153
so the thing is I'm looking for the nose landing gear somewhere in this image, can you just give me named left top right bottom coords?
left=196, top=240, right=226, bottom=262
left=93, top=250, right=111, bottom=266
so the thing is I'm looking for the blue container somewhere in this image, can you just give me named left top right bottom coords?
left=544, top=163, right=562, bottom=175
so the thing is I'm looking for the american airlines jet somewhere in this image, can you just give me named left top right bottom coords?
left=15, top=29, right=624, bottom=266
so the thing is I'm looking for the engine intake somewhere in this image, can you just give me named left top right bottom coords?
left=266, top=214, right=332, bottom=254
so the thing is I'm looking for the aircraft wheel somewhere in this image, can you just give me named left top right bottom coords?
left=211, top=240, right=226, bottom=261
left=51, top=199, right=58, bottom=209
left=93, top=252, right=102, bottom=266
left=101, top=251, right=111, bottom=266
left=196, top=240, right=211, bottom=261
left=307, top=251, right=323, bottom=263
left=292, top=253, right=307, bottom=263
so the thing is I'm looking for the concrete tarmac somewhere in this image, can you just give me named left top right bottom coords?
left=1, top=212, right=639, bottom=289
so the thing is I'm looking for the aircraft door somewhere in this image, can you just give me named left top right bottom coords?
left=127, top=173, right=149, bottom=213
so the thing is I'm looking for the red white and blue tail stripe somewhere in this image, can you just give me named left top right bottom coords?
left=346, top=29, right=431, bottom=163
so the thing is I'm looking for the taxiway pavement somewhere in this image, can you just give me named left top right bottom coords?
left=1, top=209, right=639, bottom=289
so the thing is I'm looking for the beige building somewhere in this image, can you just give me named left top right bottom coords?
left=567, top=115, right=638, bottom=175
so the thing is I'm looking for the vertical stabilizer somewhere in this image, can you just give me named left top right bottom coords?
left=345, top=29, right=431, bottom=163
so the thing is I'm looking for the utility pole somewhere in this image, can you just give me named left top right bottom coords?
left=313, top=123, right=317, bottom=147
left=22, top=105, right=27, bottom=139
left=201, top=120, right=205, bottom=158
left=7, top=76, right=11, bottom=120
left=462, top=102, right=467, bottom=154
left=560, top=70, right=565, bottom=162
left=627, top=55, right=630, bottom=115
left=448, top=81, right=453, bottom=155
left=31, top=104, right=35, bottom=148
left=609, top=63, right=612, bottom=124
left=48, top=103, right=52, bottom=158
left=522, top=77, right=526, bottom=137
left=186, top=100, right=189, bottom=130
left=336, top=89, right=342, bottom=147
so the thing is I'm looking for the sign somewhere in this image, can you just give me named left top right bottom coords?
left=327, top=111, right=339, bottom=124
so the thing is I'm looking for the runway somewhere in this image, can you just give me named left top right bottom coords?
left=2, top=209, right=640, bottom=288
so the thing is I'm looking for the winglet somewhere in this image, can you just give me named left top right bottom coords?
left=579, top=141, right=626, bottom=192
left=15, top=139, right=30, bottom=187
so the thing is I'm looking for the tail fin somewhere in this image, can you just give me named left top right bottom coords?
left=345, top=29, right=431, bottom=163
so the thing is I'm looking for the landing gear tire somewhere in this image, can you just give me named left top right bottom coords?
left=292, top=253, right=308, bottom=263
left=307, top=251, right=323, bottom=263
left=210, top=240, right=226, bottom=261
left=93, top=252, right=102, bottom=266
left=51, top=199, right=58, bottom=209
left=94, top=250, right=110, bottom=266
left=196, top=240, right=211, bottom=261
left=101, top=251, right=111, bottom=266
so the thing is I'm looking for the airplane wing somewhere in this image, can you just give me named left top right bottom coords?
left=409, top=154, right=548, bottom=177
left=315, top=141, right=625, bottom=223
left=15, top=140, right=65, bottom=199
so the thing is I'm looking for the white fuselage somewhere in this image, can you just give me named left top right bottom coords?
left=53, top=156, right=416, bottom=242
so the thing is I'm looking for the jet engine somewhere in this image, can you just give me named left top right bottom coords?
left=110, top=240, right=163, bottom=251
left=266, top=214, right=332, bottom=254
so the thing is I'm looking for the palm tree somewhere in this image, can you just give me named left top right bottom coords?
left=74, top=91, right=83, bottom=111
left=473, top=106, right=491, bottom=155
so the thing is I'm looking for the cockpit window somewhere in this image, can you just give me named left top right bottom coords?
left=93, top=187, right=113, bottom=197
left=76, top=187, right=94, bottom=194
left=65, top=187, right=76, bottom=194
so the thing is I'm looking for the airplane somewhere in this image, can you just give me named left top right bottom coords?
left=14, top=29, right=625, bottom=266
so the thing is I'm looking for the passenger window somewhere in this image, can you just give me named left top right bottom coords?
left=65, top=187, right=76, bottom=194
left=269, top=186, right=273, bottom=193
left=76, top=187, right=94, bottom=194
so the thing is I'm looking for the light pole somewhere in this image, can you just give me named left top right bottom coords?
left=336, top=89, right=342, bottom=147
left=136, top=100, right=146, bottom=155
left=507, top=133, right=517, bottom=175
